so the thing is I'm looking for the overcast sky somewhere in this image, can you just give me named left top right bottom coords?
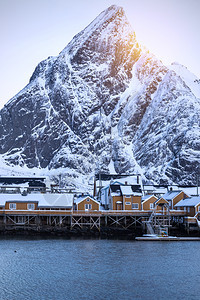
left=0, top=0, right=200, bottom=108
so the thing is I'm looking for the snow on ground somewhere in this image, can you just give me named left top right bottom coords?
left=108, top=159, right=117, bottom=174
left=0, top=155, right=94, bottom=194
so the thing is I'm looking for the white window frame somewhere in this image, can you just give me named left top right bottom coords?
left=125, top=202, right=131, bottom=205
left=9, top=203, right=16, bottom=210
left=125, top=195, right=131, bottom=198
left=85, top=204, right=92, bottom=210
left=132, top=203, right=139, bottom=210
left=86, top=199, right=90, bottom=202
left=150, top=203, right=154, bottom=209
left=27, top=203, right=35, bottom=210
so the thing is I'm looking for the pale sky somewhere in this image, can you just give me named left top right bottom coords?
left=0, top=0, right=200, bottom=109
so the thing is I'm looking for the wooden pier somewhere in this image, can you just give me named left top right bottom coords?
left=0, top=210, right=187, bottom=235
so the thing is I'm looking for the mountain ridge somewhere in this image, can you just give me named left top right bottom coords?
left=0, top=5, right=199, bottom=186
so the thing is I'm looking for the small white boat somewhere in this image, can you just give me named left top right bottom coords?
left=135, top=235, right=200, bottom=241
left=135, top=234, right=178, bottom=241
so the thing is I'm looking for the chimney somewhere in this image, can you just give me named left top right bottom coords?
left=137, top=175, right=139, bottom=184
left=125, top=181, right=127, bottom=185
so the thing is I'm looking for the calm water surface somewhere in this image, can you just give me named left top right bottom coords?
left=0, top=237, right=199, bottom=300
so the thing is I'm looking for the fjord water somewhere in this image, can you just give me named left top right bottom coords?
left=0, top=237, right=199, bottom=300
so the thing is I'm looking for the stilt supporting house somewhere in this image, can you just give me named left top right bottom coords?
left=0, top=210, right=188, bottom=235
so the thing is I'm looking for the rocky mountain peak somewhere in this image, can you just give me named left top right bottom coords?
left=0, top=6, right=199, bottom=186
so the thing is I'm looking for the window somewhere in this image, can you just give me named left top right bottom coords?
left=125, top=202, right=131, bottom=205
left=9, top=203, right=16, bottom=210
left=86, top=199, right=90, bottom=202
left=150, top=203, right=154, bottom=209
left=132, top=203, right=139, bottom=209
left=198, top=206, right=200, bottom=212
left=27, top=204, right=35, bottom=210
left=125, top=196, right=131, bottom=198
left=85, top=204, right=92, bottom=210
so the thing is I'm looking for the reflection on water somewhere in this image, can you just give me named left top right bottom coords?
left=0, top=237, right=199, bottom=300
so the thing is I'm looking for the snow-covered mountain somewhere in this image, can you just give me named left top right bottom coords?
left=0, top=5, right=199, bottom=185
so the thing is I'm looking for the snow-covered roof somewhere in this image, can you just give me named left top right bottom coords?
left=143, top=186, right=168, bottom=194
left=133, top=192, right=143, bottom=196
left=0, top=193, right=44, bottom=205
left=142, top=195, right=157, bottom=202
left=101, top=181, right=123, bottom=191
left=111, top=192, right=121, bottom=197
left=74, top=196, right=99, bottom=205
left=143, top=185, right=155, bottom=191
left=38, top=194, right=73, bottom=208
left=175, top=196, right=200, bottom=207
left=154, top=188, right=168, bottom=194
left=97, top=175, right=142, bottom=190
left=0, top=192, right=73, bottom=208
left=180, top=187, right=199, bottom=196
left=154, top=198, right=169, bottom=205
left=163, top=191, right=182, bottom=200
left=120, top=186, right=134, bottom=196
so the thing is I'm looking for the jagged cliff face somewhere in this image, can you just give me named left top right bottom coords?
left=0, top=5, right=200, bottom=185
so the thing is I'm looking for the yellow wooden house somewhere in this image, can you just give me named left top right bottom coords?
left=141, top=195, right=158, bottom=211
left=0, top=193, right=74, bottom=212
left=161, top=190, right=189, bottom=209
left=74, top=196, right=100, bottom=212
left=108, top=184, right=142, bottom=211
left=1, top=194, right=40, bottom=211
left=154, top=197, right=169, bottom=213
left=174, top=196, right=200, bottom=217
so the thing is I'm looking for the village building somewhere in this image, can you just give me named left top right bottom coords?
left=96, top=174, right=143, bottom=209
left=141, top=195, right=158, bottom=211
left=143, top=185, right=169, bottom=197
left=100, top=181, right=123, bottom=210
left=0, top=193, right=42, bottom=211
left=161, top=190, right=189, bottom=209
left=0, top=193, right=74, bottom=211
left=154, top=197, right=169, bottom=213
left=108, top=183, right=142, bottom=210
left=74, top=196, right=100, bottom=212
left=174, top=196, right=200, bottom=217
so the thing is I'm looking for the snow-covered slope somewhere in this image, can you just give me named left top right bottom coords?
left=0, top=5, right=199, bottom=185
left=169, top=62, right=200, bottom=99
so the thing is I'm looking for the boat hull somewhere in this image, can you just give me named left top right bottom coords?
left=135, top=236, right=200, bottom=241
